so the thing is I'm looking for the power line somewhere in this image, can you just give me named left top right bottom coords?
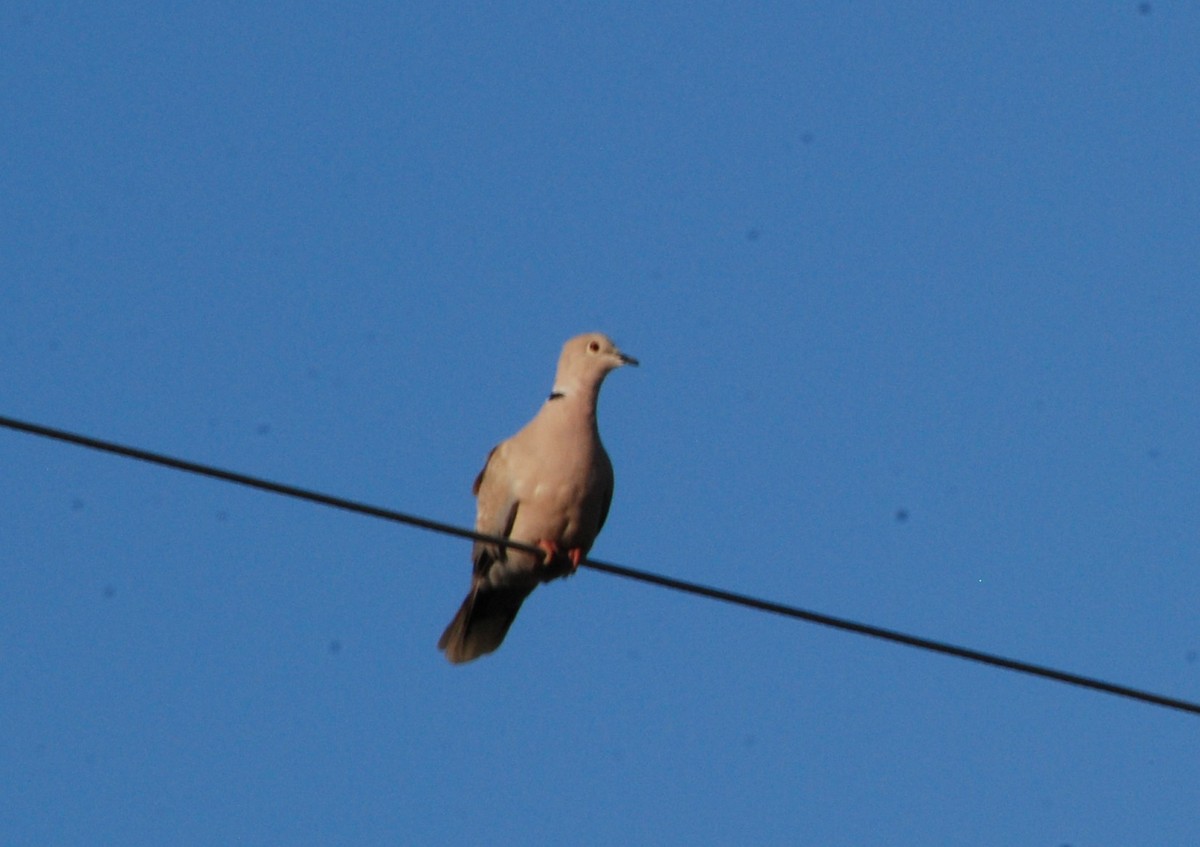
left=2, top=412, right=1197, bottom=717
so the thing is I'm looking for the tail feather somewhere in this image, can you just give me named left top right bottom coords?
left=438, top=582, right=532, bottom=664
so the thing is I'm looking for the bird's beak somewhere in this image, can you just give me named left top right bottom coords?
left=618, top=350, right=639, bottom=367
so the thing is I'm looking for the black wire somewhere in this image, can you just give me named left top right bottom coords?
left=2, top=412, right=1197, bottom=717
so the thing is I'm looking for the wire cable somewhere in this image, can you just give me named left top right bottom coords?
left=2, top=412, right=1197, bottom=717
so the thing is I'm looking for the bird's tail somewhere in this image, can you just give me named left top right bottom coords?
left=437, top=582, right=532, bottom=664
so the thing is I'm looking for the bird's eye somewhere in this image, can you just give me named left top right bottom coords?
left=588, top=341, right=600, bottom=353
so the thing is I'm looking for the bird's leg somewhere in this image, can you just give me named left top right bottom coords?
left=536, top=540, right=583, bottom=576
left=536, top=539, right=561, bottom=565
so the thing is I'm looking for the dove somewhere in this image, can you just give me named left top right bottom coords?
left=438, top=332, right=637, bottom=664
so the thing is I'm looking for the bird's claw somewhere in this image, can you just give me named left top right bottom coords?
left=535, top=540, right=583, bottom=574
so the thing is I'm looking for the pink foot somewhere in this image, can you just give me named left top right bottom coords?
left=536, top=539, right=561, bottom=563
left=534, top=541, right=583, bottom=575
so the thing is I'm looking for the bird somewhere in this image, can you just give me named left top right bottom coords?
left=438, top=332, right=638, bottom=663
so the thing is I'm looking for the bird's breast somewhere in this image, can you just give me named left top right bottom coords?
left=510, top=464, right=604, bottom=547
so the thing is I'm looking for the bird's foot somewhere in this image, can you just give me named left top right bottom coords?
left=535, top=540, right=582, bottom=577
left=536, top=539, right=561, bottom=565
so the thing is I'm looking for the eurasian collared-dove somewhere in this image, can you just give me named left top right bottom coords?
left=438, top=332, right=637, bottom=664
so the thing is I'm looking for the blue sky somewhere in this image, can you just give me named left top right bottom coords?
left=3, top=2, right=1199, bottom=844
